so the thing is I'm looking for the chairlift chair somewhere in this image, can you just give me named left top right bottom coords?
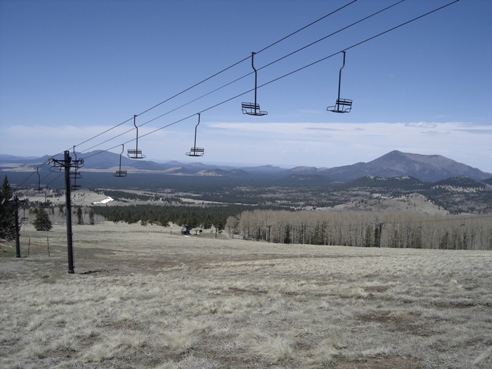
left=70, top=146, right=84, bottom=190
left=36, top=167, right=43, bottom=191
left=114, top=170, right=127, bottom=177
left=70, top=167, right=82, bottom=190
left=114, top=144, right=128, bottom=177
left=241, top=52, right=268, bottom=116
left=186, top=113, right=205, bottom=157
left=128, top=115, right=146, bottom=159
left=21, top=206, right=29, bottom=222
left=327, top=51, right=353, bottom=113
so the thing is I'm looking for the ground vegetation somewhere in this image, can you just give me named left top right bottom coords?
left=0, top=222, right=491, bottom=368
left=228, top=209, right=492, bottom=250
left=0, top=175, right=16, bottom=240
left=32, top=204, right=53, bottom=231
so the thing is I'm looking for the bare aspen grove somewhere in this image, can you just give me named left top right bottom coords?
left=228, top=210, right=492, bottom=250
left=1, top=221, right=492, bottom=369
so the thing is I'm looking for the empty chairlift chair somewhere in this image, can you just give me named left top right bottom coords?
left=186, top=113, right=205, bottom=157
left=36, top=166, right=43, bottom=191
left=127, top=115, right=146, bottom=159
left=114, top=144, right=128, bottom=177
left=327, top=51, right=353, bottom=113
left=241, top=52, right=268, bottom=116
left=70, top=146, right=84, bottom=190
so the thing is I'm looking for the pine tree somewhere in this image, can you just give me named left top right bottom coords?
left=0, top=175, right=16, bottom=240
left=33, top=204, right=53, bottom=231
left=77, top=207, right=83, bottom=225
left=364, top=225, right=374, bottom=247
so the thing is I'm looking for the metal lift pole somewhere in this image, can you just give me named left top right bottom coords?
left=14, top=196, right=21, bottom=258
left=63, top=150, right=75, bottom=274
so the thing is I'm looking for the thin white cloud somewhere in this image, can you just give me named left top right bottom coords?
left=201, top=121, right=492, bottom=171
left=404, top=122, right=438, bottom=128
left=421, top=130, right=450, bottom=136
left=456, top=129, right=492, bottom=135
left=2, top=121, right=491, bottom=172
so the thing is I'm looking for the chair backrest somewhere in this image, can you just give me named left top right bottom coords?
left=127, top=149, right=146, bottom=159
left=242, top=102, right=268, bottom=116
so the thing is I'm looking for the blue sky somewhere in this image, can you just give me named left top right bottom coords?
left=1, top=0, right=491, bottom=172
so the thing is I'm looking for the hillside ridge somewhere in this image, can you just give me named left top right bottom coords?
left=1, top=150, right=491, bottom=183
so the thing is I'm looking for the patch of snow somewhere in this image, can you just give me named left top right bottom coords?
left=92, top=197, right=114, bottom=205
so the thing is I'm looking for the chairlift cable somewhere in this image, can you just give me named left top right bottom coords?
left=193, top=0, right=461, bottom=121
left=80, top=75, right=255, bottom=154
left=15, top=171, right=36, bottom=188
left=81, top=113, right=199, bottom=160
left=257, top=0, right=405, bottom=72
left=82, top=127, right=135, bottom=153
left=255, top=0, right=358, bottom=54
left=15, top=155, right=61, bottom=188
left=82, top=143, right=124, bottom=160
left=14, top=0, right=459, bottom=173
left=45, top=172, right=64, bottom=187
left=86, top=0, right=404, bottom=134
left=67, top=1, right=358, bottom=152
left=72, top=116, right=134, bottom=149
left=40, top=171, right=55, bottom=184
left=138, top=71, right=253, bottom=128
left=79, top=0, right=460, bottom=162
left=342, top=0, right=460, bottom=54
left=139, top=0, right=403, bottom=121
left=137, top=0, right=356, bottom=117
left=138, top=114, right=198, bottom=140
left=257, top=0, right=460, bottom=91
left=136, top=57, right=251, bottom=117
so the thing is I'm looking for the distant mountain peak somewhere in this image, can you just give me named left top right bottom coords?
left=330, top=151, right=491, bottom=182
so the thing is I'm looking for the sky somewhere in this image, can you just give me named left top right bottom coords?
left=1, top=0, right=491, bottom=172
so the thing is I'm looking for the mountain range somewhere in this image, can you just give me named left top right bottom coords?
left=0, top=150, right=490, bottom=183
left=288, top=151, right=491, bottom=182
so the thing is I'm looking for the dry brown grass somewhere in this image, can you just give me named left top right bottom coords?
left=1, top=222, right=491, bottom=368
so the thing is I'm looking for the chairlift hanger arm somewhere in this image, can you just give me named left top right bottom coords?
left=194, top=113, right=201, bottom=148
left=186, top=113, right=205, bottom=157
left=115, top=144, right=127, bottom=177
left=337, top=51, right=346, bottom=101
left=128, top=115, right=146, bottom=159
left=327, top=50, right=352, bottom=113
left=252, top=52, right=258, bottom=106
left=241, top=52, right=268, bottom=116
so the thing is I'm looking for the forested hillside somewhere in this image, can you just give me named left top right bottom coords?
left=226, top=209, right=492, bottom=250
left=91, top=204, right=260, bottom=231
